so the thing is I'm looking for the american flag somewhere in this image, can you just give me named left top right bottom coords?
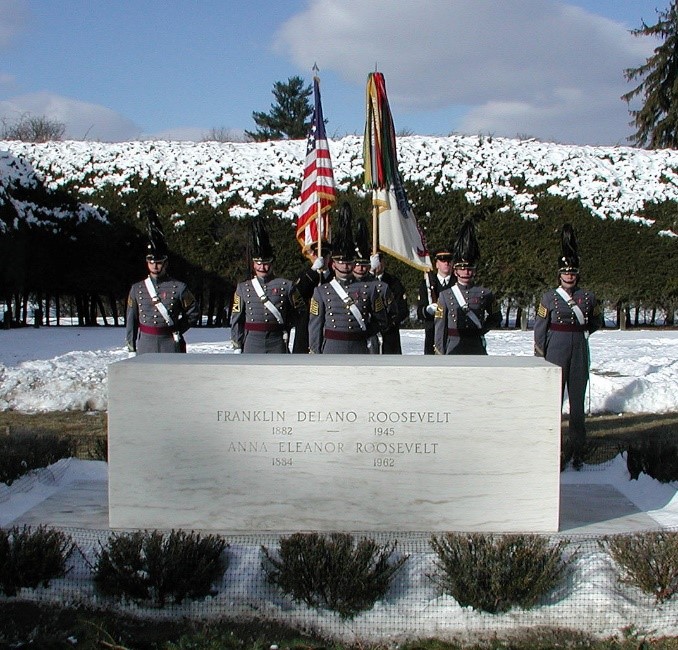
left=296, top=76, right=336, bottom=255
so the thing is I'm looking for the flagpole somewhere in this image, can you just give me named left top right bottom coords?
left=316, top=198, right=322, bottom=259
left=312, top=65, right=323, bottom=260
left=372, top=190, right=379, bottom=255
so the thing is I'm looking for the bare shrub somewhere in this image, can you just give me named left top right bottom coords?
left=261, top=532, right=408, bottom=619
left=429, top=532, right=571, bottom=613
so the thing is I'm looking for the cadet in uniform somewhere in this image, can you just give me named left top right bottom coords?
left=308, top=204, right=390, bottom=354
left=291, top=240, right=333, bottom=354
left=373, top=252, right=408, bottom=354
left=126, top=209, right=198, bottom=354
left=434, top=219, right=501, bottom=355
left=231, top=218, right=305, bottom=354
left=353, top=217, right=383, bottom=353
left=417, top=247, right=454, bottom=354
left=534, top=223, right=601, bottom=468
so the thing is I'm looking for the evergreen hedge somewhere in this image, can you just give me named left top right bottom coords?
left=1, top=145, right=676, bottom=327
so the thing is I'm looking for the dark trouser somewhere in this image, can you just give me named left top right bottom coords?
left=381, top=327, right=402, bottom=354
left=243, top=330, right=289, bottom=353
left=321, top=330, right=368, bottom=354
left=445, top=335, right=487, bottom=355
left=423, top=324, right=435, bottom=355
left=292, top=312, right=310, bottom=354
left=137, top=333, right=184, bottom=354
left=545, top=331, right=589, bottom=460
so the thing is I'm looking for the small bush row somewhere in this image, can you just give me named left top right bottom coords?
left=0, top=431, right=75, bottom=485
left=0, top=525, right=75, bottom=596
left=5, top=527, right=678, bottom=616
left=261, top=532, right=408, bottom=619
left=94, top=529, right=228, bottom=606
left=601, top=531, right=678, bottom=603
left=625, top=439, right=678, bottom=483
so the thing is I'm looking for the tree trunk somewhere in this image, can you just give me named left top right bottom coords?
left=94, top=294, right=108, bottom=326
left=206, top=288, right=216, bottom=327
left=109, top=293, right=119, bottom=326
left=21, top=291, right=28, bottom=325
left=2, top=300, right=11, bottom=329
left=87, top=294, right=96, bottom=325
left=617, top=301, right=627, bottom=330
left=75, top=294, right=86, bottom=326
left=214, top=292, right=225, bottom=327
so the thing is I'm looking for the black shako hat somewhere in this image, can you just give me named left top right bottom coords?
left=250, top=217, right=274, bottom=262
left=558, top=223, right=580, bottom=273
left=145, top=208, right=169, bottom=261
left=354, top=217, right=371, bottom=264
left=309, top=239, right=332, bottom=256
left=331, top=202, right=355, bottom=263
left=431, top=246, right=453, bottom=260
left=452, top=219, right=480, bottom=269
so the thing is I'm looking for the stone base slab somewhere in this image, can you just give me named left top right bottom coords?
left=108, top=355, right=561, bottom=532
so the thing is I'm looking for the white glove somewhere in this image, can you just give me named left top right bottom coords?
left=311, top=257, right=325, bottom=271
left=426, top=303, right=437, bottom=316
left=233, top=348, right=242, bottom=354
left=370, top=254, right=380, bottom=272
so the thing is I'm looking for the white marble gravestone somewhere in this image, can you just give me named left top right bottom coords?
left=108, top=355, right=562, bottom=532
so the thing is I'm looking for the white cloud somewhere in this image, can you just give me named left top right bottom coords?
left=0, top=92, right=140, bottom=141
left=276, top=0, right=657, bottom=144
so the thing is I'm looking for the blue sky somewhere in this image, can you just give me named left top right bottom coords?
left=0, top=0, right=669, bottom=145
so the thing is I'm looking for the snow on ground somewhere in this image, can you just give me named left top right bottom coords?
left=0, top=326, right=676, bottom=414
left=1, top=326, right=678, bottom=640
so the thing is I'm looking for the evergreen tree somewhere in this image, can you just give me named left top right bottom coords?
left=245, top=76, right=313, bottom=141
left=622, top=2, right=678, bottom=148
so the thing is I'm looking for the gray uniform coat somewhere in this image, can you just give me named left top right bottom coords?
left=230, top=275, right=305, bottom=354
left=434, top=283, right=501, bottom=355
left=126, top=276, right=198, bottom=354
left=308, top=276, right=390, bottom=354
left=534, top=285, right=601, bottom=455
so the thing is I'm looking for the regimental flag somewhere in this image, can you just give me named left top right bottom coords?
left=364, top=72, right=431, bottom=271
left=296, top=76, right=336, bottom=256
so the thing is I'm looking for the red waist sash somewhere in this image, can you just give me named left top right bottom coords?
left=550, top=323, right=586, bottom=332
left=139, top=324, right=173, bottom=336
left=447, top=328, right=481, bottom=337
left=245, top=322, right=284, bottom=332
left=324, top=329, right=366, bottom=341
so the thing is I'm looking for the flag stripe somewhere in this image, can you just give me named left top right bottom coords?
left=296, top=77, right=336, bottom=253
